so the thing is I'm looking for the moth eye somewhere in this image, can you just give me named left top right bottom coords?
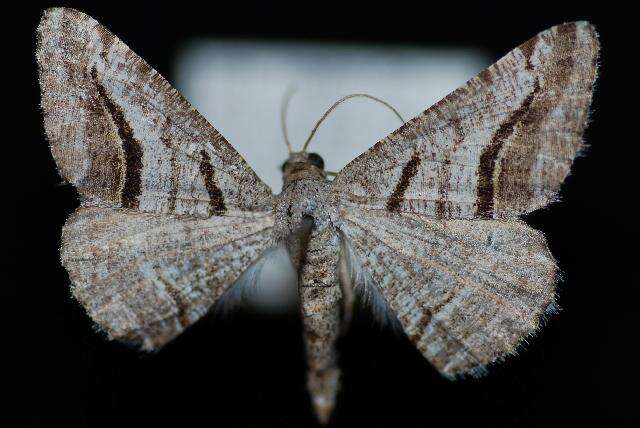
left=281, top=160, right=289, bottom=172
left=307, top=152, right=325, bottom=170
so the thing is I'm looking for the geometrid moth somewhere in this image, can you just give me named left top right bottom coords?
left=37, top=8, right=599, bottom=423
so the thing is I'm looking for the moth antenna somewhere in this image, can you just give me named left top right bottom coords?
left=301, top=93, right=405, bottom=152
left=281, top=86, right=297, bottom=154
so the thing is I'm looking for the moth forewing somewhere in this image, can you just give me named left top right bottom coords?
left=37, top=7, right=274, bottom=217
left=334, top=21, right=599, bottom=221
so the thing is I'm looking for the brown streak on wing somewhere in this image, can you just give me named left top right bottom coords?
left=91, top=66, right=143, bottom=209
left=475, top=79, right=540, bottom=218
left=434, top=157, right=451, bottom=219
left=520, top=37, right=537, bottom=71
left=407, top=311, right=432, bottom=343
left=160, top=118, right=179, bottom=213
left=198, top=149, right=226, bottom=216
left=386, top=152, right=422, bottom=211
left=156, top=273, right=190, bottom=327
left=557, top=21, right=577, bottom=35
left=478, top=68, right=494, bottom=85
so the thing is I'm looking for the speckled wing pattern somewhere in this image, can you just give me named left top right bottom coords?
left=37, top=8, right=275, bottom=349
left=334, top=22, right=599, bottom=377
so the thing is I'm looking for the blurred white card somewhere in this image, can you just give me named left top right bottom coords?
left=173, top=40, right=490, bottom=193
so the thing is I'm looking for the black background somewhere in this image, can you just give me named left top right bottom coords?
left=10, top=1, right=638, bottom=427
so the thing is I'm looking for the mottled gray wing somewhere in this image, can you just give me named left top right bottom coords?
left=63, top=208, right=273, bottom=350
left=335, top=22, right=599, bottom=377
left=339, top=208, right=557, bottom=377
left=37, top=8, right=273, bottom=216
left=37, top=8, right=276, bottom=349
left=334, top=22, right=599, bottom=220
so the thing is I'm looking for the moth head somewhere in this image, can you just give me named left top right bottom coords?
left=281, top=152, right=326, bottom=181
left=279, top=91, right=403, bottom=184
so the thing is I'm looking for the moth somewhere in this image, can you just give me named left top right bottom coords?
left=37, top=7, right=599, bottom=424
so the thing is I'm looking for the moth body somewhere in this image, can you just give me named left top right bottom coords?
left=276, top=151, right=344, bottom=423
